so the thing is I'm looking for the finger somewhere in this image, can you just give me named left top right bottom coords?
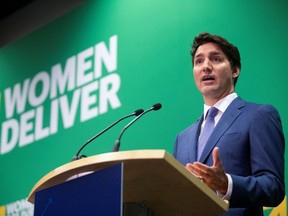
left=186, top=164, right=203, bottom=179
left=187, top=163, right=203, bottom=176
left=192, top=162, right=210, bottom=173
left=212, top=147, right=221, bottom=167
left=186, top=163, right=199, bottom=174
left=188, top=164, right=208, bottom=183
left=191, top=163, right=212, bottom=180
left=185, top=163, right=193, bottom=172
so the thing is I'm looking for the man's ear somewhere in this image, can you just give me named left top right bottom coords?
left=232, top=67, right=240, bottom=78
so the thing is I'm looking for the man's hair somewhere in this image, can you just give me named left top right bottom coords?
left=191, top=32, right=241, bottom=85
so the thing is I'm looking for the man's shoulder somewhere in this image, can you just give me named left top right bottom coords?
left=230, top=98, right=281, bottom=122
left=232, top=97, right=277, bottom=111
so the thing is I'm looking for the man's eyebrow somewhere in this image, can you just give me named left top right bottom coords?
left=194, top=53, right=203, bottom=58
left=209, top=51, right=224, bottom=56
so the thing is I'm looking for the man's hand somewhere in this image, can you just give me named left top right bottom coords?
left=186, top=147, right=228, bottom=194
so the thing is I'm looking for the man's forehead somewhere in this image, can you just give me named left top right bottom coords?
left=195, top=42, right=225, bottom=57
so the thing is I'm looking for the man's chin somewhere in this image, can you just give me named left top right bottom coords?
left=200, top=87, right=218, bottom=96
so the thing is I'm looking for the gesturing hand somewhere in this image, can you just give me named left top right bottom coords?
left=186, top=147, right=228, bottom=194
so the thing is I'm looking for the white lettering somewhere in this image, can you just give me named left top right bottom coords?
left=50, top=98, right=59, bottom=135
left=99, top=73, right=121, bottom=114
left=28, top=71, right=50, bottom=107
left=77, top=47, right=94, bottom=87
left=0, top=119, right=19, bottom=154
left=95, top=35, right=118, bottom=78
left=1, top=35, right=121, bottom=155
left=50, top=56, right=76, bottom=99
left=35, top=106, right=50, bottom=141
left=80, top=80, right=99, bottom=122
left=4, top=79, right=30, bottom=118
left=19, top=110, right=35, bottom=147
left=6, top=198, right=34, bottom=216
left=59, top=89, right=81, bottom=129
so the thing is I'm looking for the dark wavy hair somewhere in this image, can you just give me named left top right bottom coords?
left=191, top=32, right=241, bottom=85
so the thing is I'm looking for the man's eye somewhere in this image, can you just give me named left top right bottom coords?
left=195, top=59, right=202, bottom=64
left=212, top=57, right=222, bottom=62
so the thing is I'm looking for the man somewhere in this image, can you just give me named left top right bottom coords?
left=173, top=32, right=285, bottom=215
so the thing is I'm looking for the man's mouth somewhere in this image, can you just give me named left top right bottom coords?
left=202, top=75, right=215, bottom=81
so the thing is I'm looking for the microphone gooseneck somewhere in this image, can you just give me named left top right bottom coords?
left=72, top=109, right=144, bottom=161
left=112, top=103, right=162, bottom=152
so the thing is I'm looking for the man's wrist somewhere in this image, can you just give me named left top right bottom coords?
left=217, top=174, right=233, bottom=200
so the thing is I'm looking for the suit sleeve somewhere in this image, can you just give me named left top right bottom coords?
left=230, top=104, right=285, bottom=207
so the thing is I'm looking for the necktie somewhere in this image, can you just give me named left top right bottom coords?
left=197, top=107, right=218, bottom=161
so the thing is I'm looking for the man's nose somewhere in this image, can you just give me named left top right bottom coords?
left=202, top=59, right=212, bottom=72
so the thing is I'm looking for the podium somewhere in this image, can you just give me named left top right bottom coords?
left=28, top=150, right=229, bottom=215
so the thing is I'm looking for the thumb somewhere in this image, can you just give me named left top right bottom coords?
left=212, top=147, right=221, bottom=167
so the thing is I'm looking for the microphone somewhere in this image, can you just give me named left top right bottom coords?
left=72, top=109, right=144, bottom=161
left=112, top=103, right=162, bottom=152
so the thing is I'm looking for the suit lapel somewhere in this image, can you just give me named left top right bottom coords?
left=198, top=98, right=245, bottom=163
left=189, top=116, right=203, bottom=162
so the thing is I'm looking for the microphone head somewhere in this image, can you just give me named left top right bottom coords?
left=152, top=103, right=162, bottom=111
left=134, top=109, right=144, bottom=116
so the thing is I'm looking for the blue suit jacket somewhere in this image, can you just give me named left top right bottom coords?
left=173, top=97, right=285, bottom=216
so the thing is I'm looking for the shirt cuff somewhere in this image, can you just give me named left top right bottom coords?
left=217, top=174, right=233, bottom=200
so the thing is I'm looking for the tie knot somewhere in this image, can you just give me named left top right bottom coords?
left=206, top=107, right=218, bottom=118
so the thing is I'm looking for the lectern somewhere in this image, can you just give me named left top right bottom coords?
left=28, top=150, right=229, bottom=215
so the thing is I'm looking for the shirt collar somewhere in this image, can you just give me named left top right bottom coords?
left=203, top=93, right=238, bottom=119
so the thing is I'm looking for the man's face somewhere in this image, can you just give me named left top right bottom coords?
left=193, top=42, right=239, bottom=104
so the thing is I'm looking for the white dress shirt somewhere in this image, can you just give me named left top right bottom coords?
left=201, top=92, right=238, bottom=200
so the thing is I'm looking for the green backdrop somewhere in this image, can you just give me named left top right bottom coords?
left=0, top=0, right=287, bottom=215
